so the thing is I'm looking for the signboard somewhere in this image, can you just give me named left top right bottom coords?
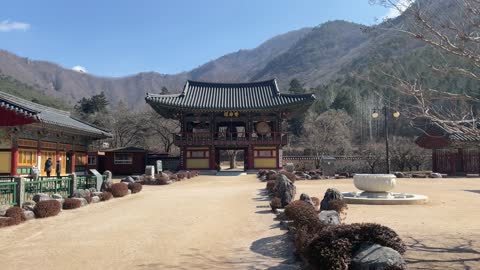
left=89, top=169, right=103, bottom=191
left=156, top=160, right=163, bottom=173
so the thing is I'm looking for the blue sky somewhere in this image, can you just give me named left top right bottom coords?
left=0, top=0, right=391, bottom=77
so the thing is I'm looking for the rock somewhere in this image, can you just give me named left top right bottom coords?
left=0, top=204, right=12, bottom=216
left=22, top=201, right=36, bottom=211
left=305, top=174, right=312, bottom=180
left=394, top=172, right=405, bottom=178
left=121, top=176, right=135, bottom=184
left=88, top=188, right=97, bottom=193
left=131, top=175, right=140, bottom=181
left=73, top=189, right=91, bottom=199
left=103, top=170, right=112, bottom=182
left=23, top=210, right=35, bottom=221
left=318, top=210, right=340, bottom=225
left=300, top=193, right=315, bottom=207
left=275, top=174, right=296, bottom=207
left=430, top=172, right=442, bottom=178
left=351, top=243, right=407, bottom=270
left=92, top=191, right=103, bottom=197
left=52, top=194, right=63, bottom=200
left=91, top=196, right=100, bottom=203
left=285, top=163, right=295, bottom=173
left=72, top=197, right=88, bottom=207
left=127, top=189, right=132, bottom=195
left=101, top=179, right=113, bottom=192
left=320, top=188, right=344, bottom=211
left=32, top=193, right=50, bottom=203
left=259, top=175, right=266, bottom=182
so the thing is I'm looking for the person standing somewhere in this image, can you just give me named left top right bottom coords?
left=44, top=158, right=53, bottom=177
left=56, top=159, right=62, bottom=178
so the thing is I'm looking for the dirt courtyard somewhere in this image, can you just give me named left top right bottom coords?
left=0, top=175, right=479, bottom=270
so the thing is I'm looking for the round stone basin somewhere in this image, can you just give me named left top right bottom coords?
left=353, top=174, right=396, bottom=192
left=342, top=174, right=429, bottom=205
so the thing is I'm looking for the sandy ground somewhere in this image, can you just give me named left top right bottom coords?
left=0, top=175, right=479, bottom=270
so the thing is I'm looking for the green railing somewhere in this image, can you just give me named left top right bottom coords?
left=76, top=175, right=99, bottom=190
left=0, top=177, right=17, bottom=206
left=24, top=176, right=71, bottom=202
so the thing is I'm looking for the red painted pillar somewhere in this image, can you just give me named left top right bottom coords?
left=10, top=147, right=18, bottom=176
left=71, top=152, right=76, bottom=174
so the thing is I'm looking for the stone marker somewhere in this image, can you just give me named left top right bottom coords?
left=300, top=193, right=315, bottom=207
left=351, top=243, right=407, bottom=270
left=320, top=188, right=344, bottom=211
left=275, top=174, right=296, bottom=207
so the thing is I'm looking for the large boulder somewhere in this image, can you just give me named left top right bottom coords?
left=91, top=196, right=100, bottom=203
left=318, top=210, right=341, bottom=225
left=73, top=189, right=91, bottom=199
left=52, top=194, right=63, bottom=200
left=275, top=174, right=296, bottom=207
left=300, top=193, right=315, bottom=207
left=351, top=243, right=407, bottom=270
left=32, top=193, right=50, bottom=203
left=320, top=188, right=344, bottom=211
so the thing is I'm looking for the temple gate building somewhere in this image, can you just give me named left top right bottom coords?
left=0, top=91, right=111, bottom=176
left=146, top=79, right=315, bottom=171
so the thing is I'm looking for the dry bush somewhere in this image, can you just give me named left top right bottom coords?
left=156, top=177, right=169, bottom=185
left=110, top=183, right=129, bottom=197
left=0, top=217, right=13, bottom=228
left=128, top=182, right=143, bottom=194
left=266, top=180, right=276, bottom=193
left=284, top=200, right=320, bottom=231
left=101, top=192, right=113, bottom=201
left=304, top=223, right=406, bottom=270
left=281, top=171, right=297, bottom=182
left=5, top=207, right=25, bottom=225
left=269, top=197, right=282, bottom=212
left=267, top=171, right=278, bottom=180
left=327, top=199, right=348, bottom=215
left=190, top=170, right=199, bottom=177
left=34, top=200, right=61, bottom=218
left=63, top=198, right=82, bottom=210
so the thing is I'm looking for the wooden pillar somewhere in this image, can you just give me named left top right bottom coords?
left=71, top=151, right=76, bottom=174
left=10, top=147, right=18, bottom=176
left=248, top=145, right=254, bottom=170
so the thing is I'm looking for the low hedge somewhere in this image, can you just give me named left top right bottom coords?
left=0, top=217, right=14, bottom=228
left=63, top=198, right=82, bottom=210
left=101, top=192, right=113, bottom=201
left=5, top=207, right=26, bottom=225
left=270, top=197, right=282, bottom=212
left=34, top=200, right=61, bottom=218
left=284, top=200, right=320, bottom=232
left=110, top=183, right=129, bottom=197
left=128, top=182, right=143, bottom=194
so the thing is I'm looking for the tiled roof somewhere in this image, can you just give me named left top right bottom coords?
left=146, top=79, right=315, bottom=116
left=0, top=91, right=112, bottom=139
left=415, top=120, right=480, bottom=148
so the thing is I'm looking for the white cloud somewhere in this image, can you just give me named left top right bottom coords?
left=72, top=66, right=87, bottom=73
left=0, top=20, right=30, bottom=32
left=384, top=0, right=414, bottom=19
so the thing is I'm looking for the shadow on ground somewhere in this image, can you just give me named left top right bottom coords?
left=405, top=236, right=480, bottom=270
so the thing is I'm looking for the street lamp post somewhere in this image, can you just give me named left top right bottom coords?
left=372, top=106, right=400, bottom=174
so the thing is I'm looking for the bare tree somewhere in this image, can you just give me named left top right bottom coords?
left=369, top=0, right=480, bottom=135
left=359, top=143, right=386, bottom=173
left=301, top=110, right=352, bottom=168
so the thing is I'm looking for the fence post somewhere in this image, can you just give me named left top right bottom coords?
left=69, top=173, right=77, bottom=196
left=14, top=176, right=24, bottom=207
